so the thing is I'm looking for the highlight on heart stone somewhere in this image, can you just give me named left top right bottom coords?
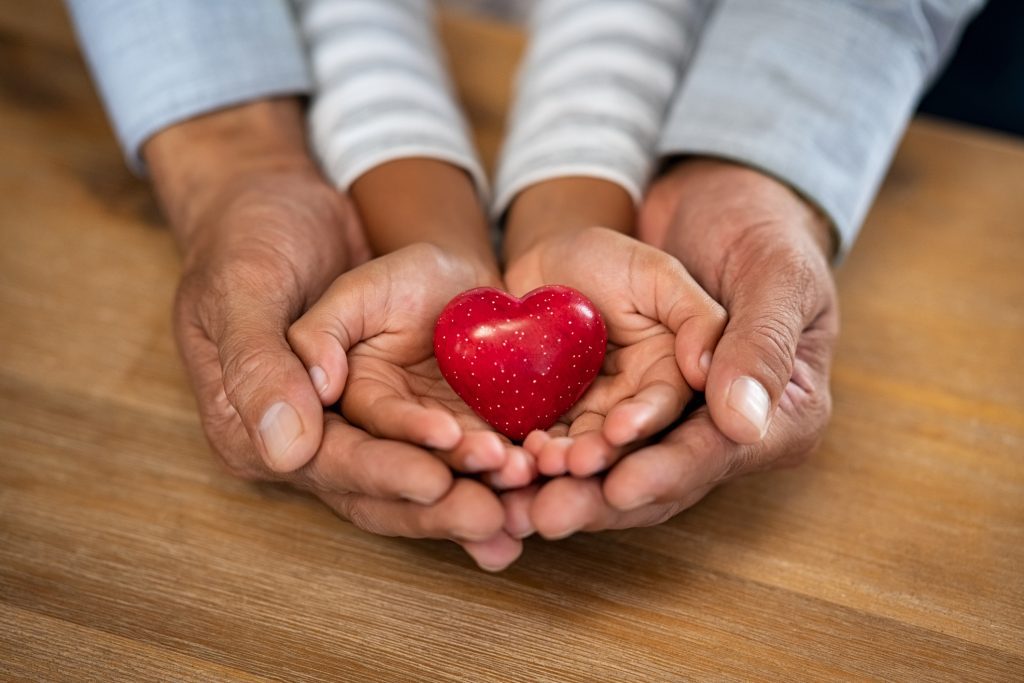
left=433, top=285, right=607, bottom=440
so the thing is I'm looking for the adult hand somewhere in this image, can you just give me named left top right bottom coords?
left=510, top=159, right=839, bottom=540
left=151, top=100, right=519, bottom=571
left=503, top=226, right=725, bottom=478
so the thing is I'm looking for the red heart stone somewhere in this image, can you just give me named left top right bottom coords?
left=434, top=285, right=607, bottom=441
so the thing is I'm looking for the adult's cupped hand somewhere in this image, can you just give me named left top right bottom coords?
left=503, top=159, right=841, bottom=541
left=153, top=102, right=520, bottom=571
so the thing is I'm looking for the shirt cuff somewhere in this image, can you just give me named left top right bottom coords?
left=658, top=0, right=979, bottom=260
left=66, top=0, right=312, bottom=174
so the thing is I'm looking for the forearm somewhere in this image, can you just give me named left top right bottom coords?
left=66, top=0, right=311, bottom=172
left=351, top=159, right=499, bottom=278
left=298, top=0, right=488, bottom=203
left=143, top=98, right=320, bottom=250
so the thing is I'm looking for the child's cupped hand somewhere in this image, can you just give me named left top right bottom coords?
left=287, top=243, right=537, bottom=490
left=503, top=226, right=727, bottom=478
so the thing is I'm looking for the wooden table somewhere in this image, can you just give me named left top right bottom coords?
left=2, top=4, right=1022, bottom=681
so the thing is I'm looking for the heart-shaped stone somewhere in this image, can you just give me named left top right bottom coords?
left=434, top=285, right=607, bottom=440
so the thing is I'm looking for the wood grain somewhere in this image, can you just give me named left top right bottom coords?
left=1, top=3, right=1022, bottom=681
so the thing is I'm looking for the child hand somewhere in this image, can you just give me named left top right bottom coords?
left=504, top=226, right=727, bottom=477
left=287, top=243, right=537, bottom=488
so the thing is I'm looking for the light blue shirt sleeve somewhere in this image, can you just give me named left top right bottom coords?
left=65, top=0, right=312, bottom=173
left=659, top=0, right=986, bottom=258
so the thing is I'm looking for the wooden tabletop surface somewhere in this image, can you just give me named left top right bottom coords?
left=2, top=3, right=1022, bottom=681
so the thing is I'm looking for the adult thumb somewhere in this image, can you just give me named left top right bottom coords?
left=705, top=254, right=826, bottom=445
left=214, top=298, right=326, bottom=474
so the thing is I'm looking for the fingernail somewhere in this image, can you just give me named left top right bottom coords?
left=699, top=351, right=712, bottom=375
left=463, top=453, right=485, bottom=472
left=401, top=491, right=438, bottom=505
left=259, top=401, right=303, bottom=470
left=512, top=524, right=535, bottom=540
left=551, top=437, right=573, bottom=451
left=308, top=366, right=329, bottom=397
left=727, top=376, right=770, bottom=438
left=619, top=494, right=654, bottom=512
left=424, top=417, right=461, bottom=450
left=631, top=402, right=657, bottom=431
left=523, top=430, right=550, bottom=453
left=546, top=524, right=582, bottom=541
left=476, top=559, right=510, bottom=573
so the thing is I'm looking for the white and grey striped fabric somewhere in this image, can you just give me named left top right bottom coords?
left=67, top=0, right=985, bottom=255
left=300, top=0, right=489, bottom=199
left=492, top=0, right=710, bottom=214
left=299, top=0, right=705, bottom=217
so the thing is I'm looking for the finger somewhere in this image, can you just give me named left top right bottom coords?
left=174, top=323, right=268, bottom=480
left=341, top=386, right=461, bottom=451
left=446, top=429, right=507, bottom=472
left=522, top=430, right=551, bottom=457
left=501, top=485, right=539, bottom=539
left=567, top=377, right=679, bottom=476
left=565, top=431, right=617, bottom=478
left=530, top=477, right=621, bottom=540
left=537, top=436, right=573, bottom=476
left=295, top=415, right=453, bottom=504
left=704, top=250, right=830, bottom=444
left=321, top=478, right=505, bottom=543
left=286, top=266, right=375, bottom=405
left=286, top=323, right=349, bottom=406
left=642, top=248, right=728, bottom=391
left=607, top=314, right=837, bottom=510
left=210, top=294, right=326, bottom=474
left=482, top=447, right=538, bottom=490
left=602, top=378, right=684, bottom=447
left=531, top=476, right=683, bottom=539
left=602, top=408, right=742, bottom=511
left=460, top=531, right=524, bottom=572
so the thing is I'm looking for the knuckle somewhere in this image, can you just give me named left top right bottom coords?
left=773, top=387, right=832, bottom=469
left=206, top=431, right=267, bottom=482
left=744, top=316, right=799, bottom=391
left=192, top=389, right=270, bottom=482
left=708, top=298, right=729, bottom=325
left=717, top=446, right=760, bottom=481
left=344, top=502, right=382, bottom=536
left=285, top=317, right=312, bottom=349
left=172, top=271, right=212, bottom=338
left=327, top=494, right=374, bottom=533
left=220, top=342, right=278, bottom=406
left=578, top=225, right=618, bottom=244
left=443, top=481, right=502, bottom=540
left=297, top=457, right=333, bottom=494
left=403, top=242, right=451, bottom=275
left=218, top=453, right=264, bottom=482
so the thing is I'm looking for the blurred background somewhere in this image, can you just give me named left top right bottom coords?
left=919, top=0, right=1024, bottom=137
left=446, top=0, right=1024, bottom=139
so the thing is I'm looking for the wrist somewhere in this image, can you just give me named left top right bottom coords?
left=660, top=157, right=837, bottom=262
left=143, top=98, right=319, bottom=248
left=350, top=158, right=498, bottom=277
left=502, top=177, right=634, bottom=264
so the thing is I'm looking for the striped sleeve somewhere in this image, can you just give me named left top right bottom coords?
left=492, top=0, right=712, bottom=216
left=298, top=0, right=488, bottom=197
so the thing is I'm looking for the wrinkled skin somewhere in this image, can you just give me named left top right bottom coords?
left=503, top=159, right=840, bottom=542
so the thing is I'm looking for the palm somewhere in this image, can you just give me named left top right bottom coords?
left=342, top=342, right=497, bottom=434
left=504, top=227, right=721, bottom=476
left=560, top=333, right=682, bottom=432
